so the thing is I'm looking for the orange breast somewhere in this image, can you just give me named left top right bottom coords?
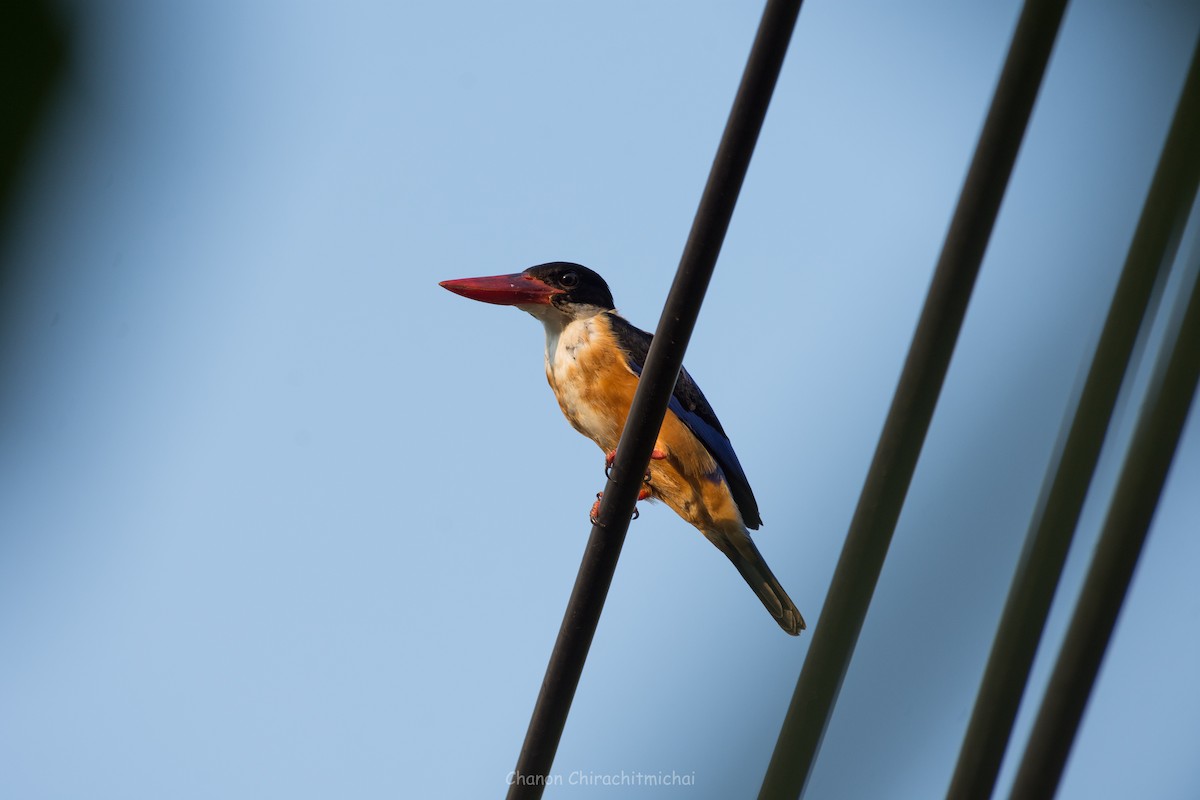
left=544, top=316, right=746, bottom=537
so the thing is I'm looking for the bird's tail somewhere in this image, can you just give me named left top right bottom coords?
left=715, top=529, right=806, bottom=635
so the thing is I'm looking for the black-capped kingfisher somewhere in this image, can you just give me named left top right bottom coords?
left=439, top=262, right=804, bottom=635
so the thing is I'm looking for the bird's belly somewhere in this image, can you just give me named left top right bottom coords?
left=543, top=316, right=637, bottom=452
left=546, top=358, right=629, bottom=451
left=543, top=316, right=746, bottom=535
left=549, top=362, right=744, bottom=533
left=649, top=417, right=745, bottom=535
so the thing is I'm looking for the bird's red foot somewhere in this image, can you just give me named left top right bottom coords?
left=590, top=487, right=652, bottom=525
left=604, top=448, right=667, bottom=479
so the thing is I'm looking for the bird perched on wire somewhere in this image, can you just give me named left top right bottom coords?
left=439, top=262, right=804, bottom=635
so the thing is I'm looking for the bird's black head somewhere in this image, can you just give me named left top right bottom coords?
left=523, top=262, right=615, bottom=313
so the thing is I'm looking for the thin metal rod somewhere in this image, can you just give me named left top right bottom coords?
left=505, top=2, right=803, bottom=797
left=759, top=2, right=1068, bottom=797
left=1007, top=208, right=1200, bottom=800
left=947, top=37, right=1200, bottom=800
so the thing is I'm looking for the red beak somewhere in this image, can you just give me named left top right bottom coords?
left=438, top=273, right=559, bottom=306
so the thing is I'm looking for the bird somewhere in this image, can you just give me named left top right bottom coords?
left=439, top=262, right=805, bottom=635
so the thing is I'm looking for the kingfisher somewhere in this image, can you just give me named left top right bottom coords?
left=439, top=262, right=804, bottom=635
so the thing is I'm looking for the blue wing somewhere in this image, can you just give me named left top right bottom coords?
left=605, top=312, right=762, bottom=529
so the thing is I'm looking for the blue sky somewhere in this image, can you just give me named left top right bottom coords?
left=1, top=1, right=1199, bottom=797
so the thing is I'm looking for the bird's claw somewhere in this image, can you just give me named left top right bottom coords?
left=604, top=448, right=666, bottom=480
left=590, top=487, right=652, bottom=524
left=590, top=492, right=604, bottom=525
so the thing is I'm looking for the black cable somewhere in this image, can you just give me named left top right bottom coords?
left=506, top=2, right=803, bottom=797
left=1007, top=196, right=1200, bottom=800
left=947, top=36, right=1200, bottom=800
left=759, top=1, right=1069, bottom=797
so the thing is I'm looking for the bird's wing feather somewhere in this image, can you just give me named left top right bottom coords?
left=605, top=312, right=762, bottom=529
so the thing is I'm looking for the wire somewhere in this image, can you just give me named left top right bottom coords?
left=1008, top=183, right=1200, bottom=800
left=759, top=1, right=1069, bottom=797
left=505, top=2, right=804, bottom=797
left=947, top=35, right=1200, bottom=800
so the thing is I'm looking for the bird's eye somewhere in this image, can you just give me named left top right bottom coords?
left=560, top=272, right=579, bottom=288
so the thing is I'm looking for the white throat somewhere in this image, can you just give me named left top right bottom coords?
left=520, top=303, right=604, bottom=370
